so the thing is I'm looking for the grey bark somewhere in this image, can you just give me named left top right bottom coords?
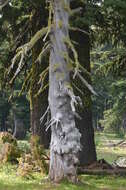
left=49, top=0, right=81, bottom=182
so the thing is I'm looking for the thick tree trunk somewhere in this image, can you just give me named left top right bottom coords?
left=30, top=10, right=50, bottom=148
left=30, top=89, right=50, bottom=148
left=72, top=30, right=97, bottom=166
left=78, top=109, right=97, bottom=166
left=49, top=0, right=81, bottom=182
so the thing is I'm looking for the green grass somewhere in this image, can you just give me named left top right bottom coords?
left=0, top=132, right=126, bottom=190
left=80, top=175, right=126, bottom=190
left=95, top=132, right=126, bottom=163
left=0, top=164, right=126, bottom=190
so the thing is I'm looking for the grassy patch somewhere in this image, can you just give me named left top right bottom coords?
left=17, top=140, right=30, bottom=154
left=80, top=175, right=126, bottom=190
left=0, top=133, right=126, bottom=190
left=0, top=164, right=126, bottom=190
left=95, top=132, right=126, bottom=163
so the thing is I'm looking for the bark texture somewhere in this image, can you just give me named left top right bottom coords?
left=72, top=30, right=97, bottom=166
left=49, top=0, right=81, bottom=182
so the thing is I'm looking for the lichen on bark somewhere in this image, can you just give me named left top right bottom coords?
left=48, top=0, right=81, bottom=183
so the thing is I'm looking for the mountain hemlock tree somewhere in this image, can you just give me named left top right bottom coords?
left=48, top=0, right=81, bottom=182
left=2, top=0, right=97, bottom=182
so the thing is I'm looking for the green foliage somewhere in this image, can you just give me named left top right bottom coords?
left=17, top=140, right=30, bottom=154
left=92, top=41, right=126, bottom=134
left=16, top=136, right=48, bottom=178
left=99, top=109, right=121, bottom=133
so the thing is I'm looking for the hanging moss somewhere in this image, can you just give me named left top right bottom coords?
left=53, top=63, right=60, bottom=72
left=58, top=20, right=63, bottom=28
left=56, top=72, right=65, bottom=80
left=62, top=1, right=71, bottom=13
left=63, top=36, right=79, bottom=74
left=64, top=81, right=73, bottom=91
left=43, top=1, right=53, bottom=42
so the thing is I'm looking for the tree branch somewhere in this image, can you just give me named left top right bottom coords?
left=0, top=0, right=9, bottom=10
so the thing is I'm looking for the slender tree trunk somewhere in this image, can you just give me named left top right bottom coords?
left=122, top=114, right=126, bottom=133
left=72, top=30, right=97, bottom=166
left=1, top=113, right=6, bottom=131
left=49, top=0, right=81, bottom=182
left=13, top=113, right=26, bottom=140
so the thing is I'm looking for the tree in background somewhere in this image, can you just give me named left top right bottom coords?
left=29, top=2, right=50, bottom=148
left=90, top=0, right=126, bottom=135
left=0, top=0, right=31, bottom=136
left=70, top=0, right=98, bottom=165
left=0, top=0, right=51, bottom=145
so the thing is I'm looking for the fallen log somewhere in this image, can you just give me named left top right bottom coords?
left=78, top=168, right=126, bottom=176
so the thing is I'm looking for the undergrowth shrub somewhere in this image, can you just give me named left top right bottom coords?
left=0, top=132, right=20, bottom=163
left=17, top=135, right=49, bottom=178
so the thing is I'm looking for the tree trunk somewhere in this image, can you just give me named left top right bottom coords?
left=30, top=10, right=50, bottom=148
left=30, top=89, right=50, bottom=148
left=71, top=30, right=97, bottom=166
left=13, top=113, right=26, bottom=140
left=1, top=113, right=6, bottom=131
left=122, top=114, right=126, bottom=133
left=49, top=0, right=81, bottom=182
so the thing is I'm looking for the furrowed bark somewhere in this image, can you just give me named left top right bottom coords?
left=49, top=0, right=81, bottom=182
left=71, top=30, right=97, bottom=166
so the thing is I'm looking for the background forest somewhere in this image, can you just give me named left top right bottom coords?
left=0, top=0, right=126, bottom=189
left=0, top=0, right=126, bottom=138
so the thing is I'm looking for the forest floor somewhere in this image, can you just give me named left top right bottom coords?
left=96, top=132, right=126, bottom=164
left=0, top=132, right=126, bottom=190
